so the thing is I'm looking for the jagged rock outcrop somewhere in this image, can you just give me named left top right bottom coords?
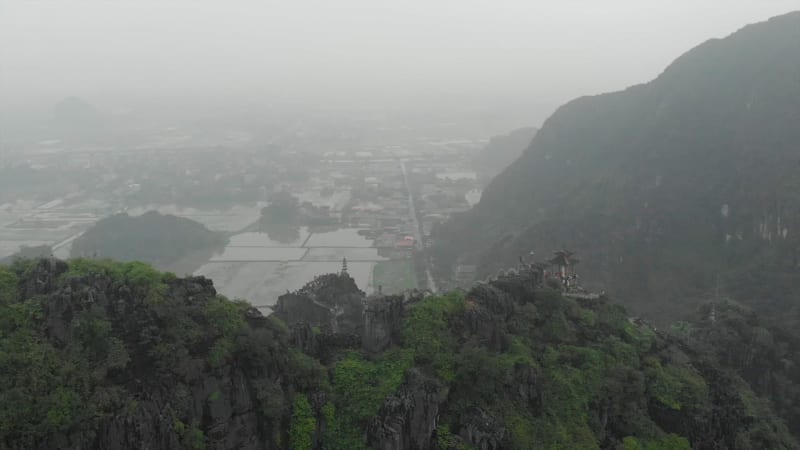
left=290, top=322, right=319, bottom=355
left=20, top=256, right=68, bottom=297
left=93, top=367, right=268, bottom=450
left=458, top=407, right=505, bottom=450
left=0, top=259, right=311, bottom=450
left=3, top=259, right=797, bottom=449
left=460, top=270, right=551, bottom=352
left=362, top=294, right=405, bottom=353
left=510, top=363, right=543, bottom=413
left=274, top=272, right=364, bottom=334
left=367, top=369, right=444, bottom=450
left=287, top=322, right=360, bottom=363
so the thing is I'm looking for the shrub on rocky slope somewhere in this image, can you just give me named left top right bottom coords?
left=0, top=259, right=795, bottom=449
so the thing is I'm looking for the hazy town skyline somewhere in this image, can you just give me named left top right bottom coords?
left=2, top=1, right=799, bottom=125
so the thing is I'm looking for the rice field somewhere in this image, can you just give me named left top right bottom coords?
left=195, top=228, right=383, bottom=314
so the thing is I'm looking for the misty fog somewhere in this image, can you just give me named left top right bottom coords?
left=2, top=0, right=798, bottom=131
left=2, top=2, right=800, bottom=449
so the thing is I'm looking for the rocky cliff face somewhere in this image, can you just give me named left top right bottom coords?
left=367, top=369, right=444, bottom=450
left=2, top=258, right=796, bottom=449
left=276, top=274, right=419, bottom=356
left=457, top=407, right=506, bottom=450
left=273, top=272, right=364, bottom=334
left=362, top=294, right=405, bottom=354
left=0, top=258, right=318, bottom=450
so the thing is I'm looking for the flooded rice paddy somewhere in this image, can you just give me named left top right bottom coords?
left=195, top=228, right=384, bottom=314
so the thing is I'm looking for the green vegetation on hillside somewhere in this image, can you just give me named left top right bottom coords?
left=70, top=211, right=227, bottom=270
left=1, top=259, right=796, bottom=448
left=0, top=258, right=324, bottom=449
left=323, top=349, right=414, bottom=448
left=0, top=245, right=52, bottom=265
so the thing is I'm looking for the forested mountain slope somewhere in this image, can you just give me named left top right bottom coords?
left=432, top=12, right=800, bottom=323
left=1, top=259, right=796, bottom=449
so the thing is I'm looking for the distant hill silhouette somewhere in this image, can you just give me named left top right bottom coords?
left=471, top=127, right=537, bottom=177
left=70, top=211, right=227, bottom=270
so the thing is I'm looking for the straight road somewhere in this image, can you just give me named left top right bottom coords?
left=399, top=160, right=437, bottom=293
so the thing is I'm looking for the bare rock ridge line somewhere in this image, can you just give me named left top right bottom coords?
left=274, top=248, right=599, bottom=358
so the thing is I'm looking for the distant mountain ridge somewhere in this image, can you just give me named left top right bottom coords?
left=432, top=11, right=800, bottom=323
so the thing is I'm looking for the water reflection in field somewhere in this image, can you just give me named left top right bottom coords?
left=127, top=204, right=263, bottom=232
left=196, top=260, right=374, bottom=315
left=304, top=228, right=373, bottom=247
left=209, top=247, right=308, bottom=262
left=195, top=227, right=382, bottom=314
left=303, top=247, right=386, bottom=261
left=228, top=229, right=310, bottom=247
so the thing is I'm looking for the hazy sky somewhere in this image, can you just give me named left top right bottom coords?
left=1, top=0, right=799, bottom=123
